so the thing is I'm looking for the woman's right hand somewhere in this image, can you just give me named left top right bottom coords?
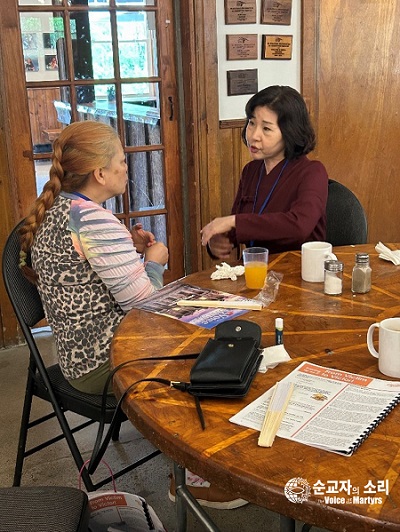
left=144, top=242, right=169, bottom=266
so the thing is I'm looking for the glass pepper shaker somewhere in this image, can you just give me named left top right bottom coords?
left=351, top=253, right=372, bottom=294
left=324, top=260, right=344, bottom=296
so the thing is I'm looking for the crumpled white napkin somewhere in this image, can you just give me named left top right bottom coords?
left=210, top=262, right=245, bottom=281
left=258, top=344, right=291, bottom=373
left=375, top=242, right=400, bottom=266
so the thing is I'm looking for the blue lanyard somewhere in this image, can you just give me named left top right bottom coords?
left=252, top=159, right=289, bottom=215
left=71, top=191, right=92, bottom=201
left=249, top=159, right=289, bottom=246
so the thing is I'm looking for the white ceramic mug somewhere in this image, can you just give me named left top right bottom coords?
left=301, top=241, right=337, bottom=282
left=367, top=317, right=400, bottom=378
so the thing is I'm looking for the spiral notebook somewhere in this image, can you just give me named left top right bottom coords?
left=230, top=362, right=400, bottom=456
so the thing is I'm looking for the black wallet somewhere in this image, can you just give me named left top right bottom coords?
left=188, top=320, right=263, bottom=399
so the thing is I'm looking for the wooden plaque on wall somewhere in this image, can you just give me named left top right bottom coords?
left=227, top=69, right=258, bottom=96
left=261, top=0, right=292, bottom=25
left=224, top=0, right=257, bottom=25
left=262, top=35, right=293, bottom=60
left=226, top=34, right=258, bottom=60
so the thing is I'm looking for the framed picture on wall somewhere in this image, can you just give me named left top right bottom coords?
left=24, top=54, right=39, bottom=72
left=22, top=32, right=38, bottom=50
left=43, top=32, right=57, bottom=49
left=45, top=54, right=58, bottom=70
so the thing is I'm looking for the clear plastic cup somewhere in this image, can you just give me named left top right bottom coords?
left=243, top=247, right=269, bottom=289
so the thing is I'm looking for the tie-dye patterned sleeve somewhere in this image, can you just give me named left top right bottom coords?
left=68, top=199, right=162, bottom=312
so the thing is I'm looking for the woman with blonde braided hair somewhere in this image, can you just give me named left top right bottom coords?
left=19, top=121, right=168, bottom=394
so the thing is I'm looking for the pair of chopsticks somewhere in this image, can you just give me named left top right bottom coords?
left=176, top=299, right=263, bottom=311
left=258, top=381, right=294, bottom=447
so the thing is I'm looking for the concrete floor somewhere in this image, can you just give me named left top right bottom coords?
left=0, top=329, right=331, bottom=532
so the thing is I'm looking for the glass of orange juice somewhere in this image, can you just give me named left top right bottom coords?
left=243, top=247, right=269, bottom=289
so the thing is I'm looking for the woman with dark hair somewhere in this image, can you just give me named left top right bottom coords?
left=201, top=85, right=328, bottom=258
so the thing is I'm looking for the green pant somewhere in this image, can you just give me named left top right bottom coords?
left=68, top=359, right=114, bottom=395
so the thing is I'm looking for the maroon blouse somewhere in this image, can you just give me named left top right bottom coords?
left=232, top=155, right=328, bottom=254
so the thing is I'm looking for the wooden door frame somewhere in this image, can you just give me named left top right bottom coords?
left=177, top=0, right=221, bottom=273
left=0, top=1, right=37, bottom=346
left=0, top=3, right=37, bottom=221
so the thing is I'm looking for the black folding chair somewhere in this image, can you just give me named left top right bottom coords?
left=326, top=179, right=368, bottom=246
left=2, top=221, right=160, bottom=491
left=0, top=486, right=90, bottom=532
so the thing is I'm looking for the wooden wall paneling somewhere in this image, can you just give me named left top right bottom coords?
left=197, top=0, right=221, bottom=270
left=0, top=3, right=36, bottom=218
left=179, top=1, right=252, bottom=271
left=214, top=127, right=245, bottom=263
left=156, top=0, right=185, bottom=283
left=236, top=128, right=252, bottom=204
left=301, top=1, right=319, bottom=147
left=0, top=1, right=36, bottom=347
left=219, top=128, right=238, bottom=215
left=0, top=67, right=20, bottom=347
left=302, top=0, right=400, bottom=244
left=180, top=0, right=221, bottom=271
left=0, top=7, right=20, bottom=346
left=219, top=126, right=250, bottom=214
left=178, top=0, right=202, bottom=274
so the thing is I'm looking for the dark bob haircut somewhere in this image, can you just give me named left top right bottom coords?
left=241, top=85, right=316, bottom=160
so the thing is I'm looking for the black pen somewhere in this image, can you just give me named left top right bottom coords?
left=275, top=318, right=283, bottom=345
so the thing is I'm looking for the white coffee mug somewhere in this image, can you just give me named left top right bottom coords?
left=301, top=241, right=337, bottom=282
left=367, top=317, right=400, bottom=378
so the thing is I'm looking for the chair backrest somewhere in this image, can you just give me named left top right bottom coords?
left=2, top=221, right=45, bottom=329
left=326, top=179, right=368, bottom=246
left=0, top=486, right=90, bottom=532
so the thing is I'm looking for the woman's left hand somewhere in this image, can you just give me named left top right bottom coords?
left=131, top=223, right=156, bottom=254
left=200, top=215, right=236, bottom=246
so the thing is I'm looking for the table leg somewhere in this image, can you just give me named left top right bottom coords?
left=174, top=463, right=187, bottom=532
left=280, top=514, right=296, bottom=532
left=173, top=462, right=221, bottom=532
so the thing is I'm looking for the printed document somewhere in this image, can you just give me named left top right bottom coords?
left=230, top=362, right=400, bottom=455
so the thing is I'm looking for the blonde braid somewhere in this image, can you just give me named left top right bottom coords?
left=19, top=140, right=63, bottom=282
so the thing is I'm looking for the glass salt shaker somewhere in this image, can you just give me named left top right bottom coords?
left=351, top=253, right=372, bottom=294
left=324, top=260, right=344, bottom=296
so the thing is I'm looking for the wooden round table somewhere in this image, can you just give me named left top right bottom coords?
left=111, top=245, right=400, bottom=531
